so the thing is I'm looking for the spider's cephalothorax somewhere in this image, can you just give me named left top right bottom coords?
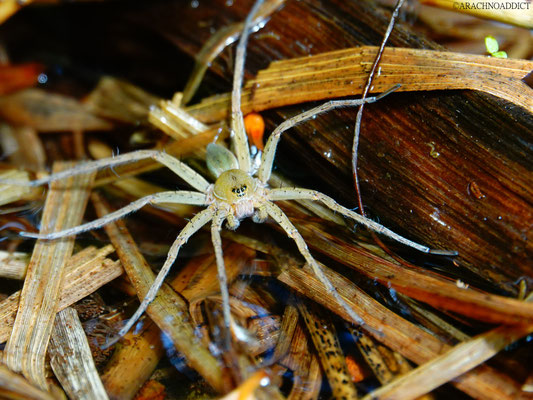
left=208, top=143, right=264, bottom=226
left=213, top=168, right=259, bottom=223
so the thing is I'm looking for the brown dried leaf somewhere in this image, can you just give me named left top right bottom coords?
left=186, top=46, right=533, bottom=122
left=0, top=89, right=112, bottom=132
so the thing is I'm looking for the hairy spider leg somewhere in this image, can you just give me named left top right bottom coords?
left=258, top=85, right=401, bottom=184
left=268, top=188, right=457, bottom=256
left=1, top=150, right=210, bottom=193
left=263, top=201, right=367, bottom=326
left=102, top=206, right=215, bottom=349
left=21, top=191, right=207, bottom=239
left=231, top=0, right=265, bottom=174
left=211, top=207, right=233, bottom=349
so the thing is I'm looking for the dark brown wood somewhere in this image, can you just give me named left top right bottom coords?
left=146, top=0, right=532, bottom=292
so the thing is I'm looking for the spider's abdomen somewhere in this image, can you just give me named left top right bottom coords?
left=213, top=169, right=256, bottom=204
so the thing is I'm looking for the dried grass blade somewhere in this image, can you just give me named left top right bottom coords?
left=101, top=320, right=163, bottom=400
left=278, top=265, right=524, bottom=400
left=284, top=322, right=321, bottom=400
left=297, top=300, right=359, bottom=399
left=0, top=245, right=121, bottom=343
left=362, top=323, right=533, bottom=400
left=347, top=326, right=396, bottom=385
left=91, top=193, right=229, bottom=393
left=186, top=46, right=533, bottom=122
left=265, top=301, right=298, bottom=366
left=0, top=363, right=54, bottom=400
left=0, top=169, right=33, bottom=206
left=4, top=162, right=95, bottom=389
left=0, top=250, right=29, bottom=280
left=85, top=76, right=161, bottom=124
left=49, top=307, right=109, bottom=400
left=398, top=294, right=471, bottom=342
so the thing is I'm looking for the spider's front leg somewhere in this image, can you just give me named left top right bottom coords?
left=0, top=150, right=210, bottom=193
left=268, top=187, right=457, bottom=255
left=257, top=85, right=401, bottom=184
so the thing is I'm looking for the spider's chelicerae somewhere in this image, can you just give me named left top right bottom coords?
left=4, top=0, right=451, bottom=347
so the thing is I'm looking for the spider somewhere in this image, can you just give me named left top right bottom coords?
left=2, top=0, right=451, bottom=348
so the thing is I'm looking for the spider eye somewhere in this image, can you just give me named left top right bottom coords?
left=232, top=188, right=237, bottom=193
left=242, top=185, right=247, bottom=191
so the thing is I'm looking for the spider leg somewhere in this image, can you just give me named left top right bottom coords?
left=231, top=0, right=265, bottom=174
left=211, top=207, right=233, bottom=349
left=258, top=85, right=400, bottom=183
left=263, top=201, right=366, bottom=326
left=268, top=188, right=457, bottom=256
left=0, top=150, right=210, bottom=193
left=21, top=191, right=207, bottom=240
left=102, top=206, right=215, bottom=349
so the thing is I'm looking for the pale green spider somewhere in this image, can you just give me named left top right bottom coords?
left=3, top=0, right=452, bottom=348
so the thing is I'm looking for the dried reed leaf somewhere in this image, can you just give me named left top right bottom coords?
left=0, top=124, right=46, bottom=171
left=278, top=265, right=524, bottom=400
left=4, top=162, right=95, bottom=389
left=267, top=301, right=298, bottom=366
left=0, top=169, right=33, bottom=206
left=85, top=76, right=161, bottom=124
left=186, top=46, right=533, bottom=122
left=0, top=245, right=120, bottom=342
left=92, top=193, right=229, bottom=393
left=0, top=250, right=29, bottom=280
left=293, top=219, right=533, bottom=325
left=101, top=320, right=163, bottom=400
left=149, top=96, right=209, bottom=141
left=0, top=89, right=112, bottom=132
left=297, top=300, right=358, bottom=399
left=348, top=327, right=396, bottom=385
left=419, top=0, right=533, bottom=29
left=0, top=363, right=54, bottom=400
left=363, top=323, right=533, bottom=400
left=284, top=322, right=321, bottom=400
left=398, top=294, right=471, bottom=342
left=49, top=307, right=109, bottom=400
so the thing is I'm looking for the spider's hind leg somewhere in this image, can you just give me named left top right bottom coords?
left=263, top=201, right=366, bottom=327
